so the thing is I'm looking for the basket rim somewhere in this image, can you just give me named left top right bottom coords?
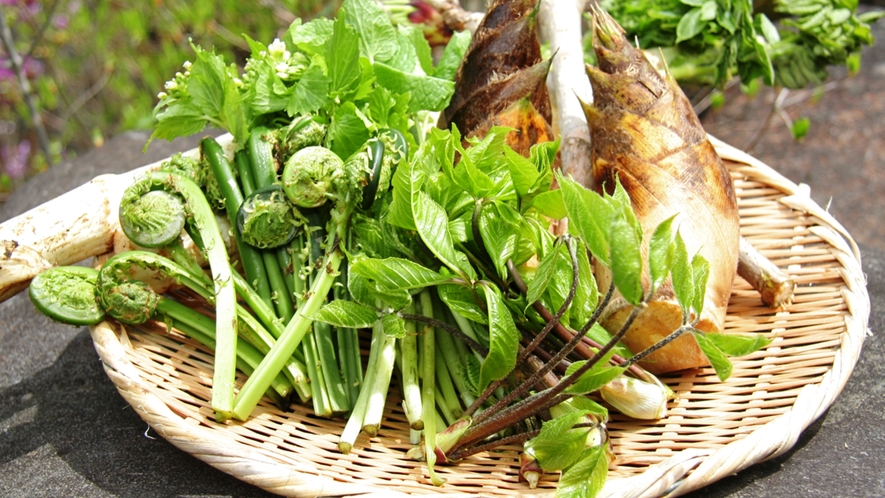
left=87, top=134, right=870, bottom=498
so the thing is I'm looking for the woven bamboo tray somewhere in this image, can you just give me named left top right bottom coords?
left=1, top=134, right=868, bottom=497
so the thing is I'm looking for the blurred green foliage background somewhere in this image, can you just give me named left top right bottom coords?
left=0, top=0, right=342, bottom=200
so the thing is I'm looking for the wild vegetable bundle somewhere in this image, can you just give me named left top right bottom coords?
left=22, top=1, right=775, bottom=496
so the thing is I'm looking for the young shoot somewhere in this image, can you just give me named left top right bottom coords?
left=117, top=172, right=237, bottom=421
left=231, top=143, right=377, bottom=421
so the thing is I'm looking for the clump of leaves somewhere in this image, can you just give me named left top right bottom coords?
left=597, top=0, right=884, bottom=89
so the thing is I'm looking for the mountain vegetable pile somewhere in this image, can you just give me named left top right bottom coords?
left=26, top=1, right=781, bottom=496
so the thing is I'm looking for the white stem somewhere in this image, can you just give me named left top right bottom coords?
left=538, top=0, right=595, bottom=188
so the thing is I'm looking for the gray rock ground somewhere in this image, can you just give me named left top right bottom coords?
left=1, top=6, right=883, bottom=497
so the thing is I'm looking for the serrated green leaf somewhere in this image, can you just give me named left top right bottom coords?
left=287, top=61, right=330, bottom=116
left=413, top=190, right=476, bottom=281
left=478, top=201, right=521, bottom=279
left=341, top=0, right=398, bottom=63
left=706, top=333, right=771, bottom=357
left=348, top=270, right=412, bottom=310
left=690, top=253, right=710, bottom=318
left=525, top=410, right=590, bottom=472
left=373, top=62, right=455, bottom=112
left=327, top=14, right=361, bottom=98
left=314, top=300, right=378, bottom=328
left=564, top=362, right=625, bottom=396
left=671, top=231, right=693, bottom=318
left=351, top=257, right=450, bottom=291
left=150, top=100, right=207, bottom=142
left=286, top=18, right=333, bottom=56
left=694, top=331, right=733, bottom=381
left=528, top=189, right=566, bottom=219
left=478, top=285, right=519, bottom=392
left=558, top=173, right=613, bottom=267
left=610, top=208, right=643, bottom=306
left=557, top=446, right=608, bottom=498
left=437, top=284, right=487, bottom=324
left=649, top=215, right=678, bottom=297
left=328, top=102, right=370, bottom=159
left=570, top=239, right=598, bottom=330
left=381, top=312, right=407, bottom=338
left=525, top=241, right=562, bottom=307
left=503, top=146, right=539, bottom=198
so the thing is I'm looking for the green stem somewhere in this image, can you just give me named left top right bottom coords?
left=158, top=298, right=293, bottom=400
left=434, top=346, right=462, bottom=421
left=399, top=310, right=423, bottom=430
left=361, top=320, right=397, bottom=436
left=302, top=330, right=331, bottom=417
left=201, top=137, right=273, bottom=312
left=230, top=231, right=346, bottom=421
left=119, top=168, right=238, bottom=422
left=339, top=314, right=383, bottom=454
left=418, top=289, right=444, bottom=487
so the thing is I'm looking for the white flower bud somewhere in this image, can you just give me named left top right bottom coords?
left=268, top=38, right=286, bottom=56
left=600, top=375, right=668, bottom=420
left=157, top=92, right=168, bottom=99
left=182, top=60, right=192, bottom=70
left=164, top=80, right=177, bottom=90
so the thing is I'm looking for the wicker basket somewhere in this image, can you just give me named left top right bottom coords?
left=1, top=135, right=868, bottom=497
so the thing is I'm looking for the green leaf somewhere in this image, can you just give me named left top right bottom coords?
left=528, top=189, right=566, bottom=219
left=151, top=101, right=207, bottom=142
left=341, top=0, right=398, bottom=63
left=676, top=7, right=706, bottom=44
left=373, top=62, right=455, bottom=112
left=503, top=146, right=540, bottom=198
left=570, top=239, right=598, bottom=330
left=437, top=284, right=487, bottom=324
left=314, top=300, right=378, bottom=328
left=348, top=269, right=413, bottom=310
left=287, top=61, right=330, bottom=116
left=671, top=231, right=694, bottom=318
left=286, top=18, right=333, bottom=56
left=757, top=13, right=780, bottom=44
left=525, top=241, right=561, bottom=307
left=694, top=331, right=733, bottom=381
left=413, top=190, right=476, bottom=281
left=381, top=312, right=407, bottom=338
left=434, top=30, right=471, bottom=81
left=791, top=117, right=811, bottom=141
left=525, top=410, right=591, bottom=472
left=478, top=285, right=520, bottom=392
left=690, top=252, right=710, bottom=318
left=609, top=207, right=643, bottom=306
left=478, top=201, right=522, bottom=279
left=328, top=102, right=370, bottom=159
left=557, top=446, right=608, bottom=498
left=327, top=14, right=361, bottom=98
left=351, top=257, right=450, bottom=291
left=406, top=25, right=434, bottom=75
left=564, top=361, right=625, bottom=396
left=648, top=215, right=677, bottom=297
left=558, top=174, right=614, bottom=266
left=706, top=333, right=771, bottom=357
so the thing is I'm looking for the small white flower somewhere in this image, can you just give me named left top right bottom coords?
left=164, top=80, right=178, bottom=90
left=182, top=60, right=192, bottom=70
left=268, top=38, right=286, bottom=56
left=274, top=62, right=290, bottom=73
